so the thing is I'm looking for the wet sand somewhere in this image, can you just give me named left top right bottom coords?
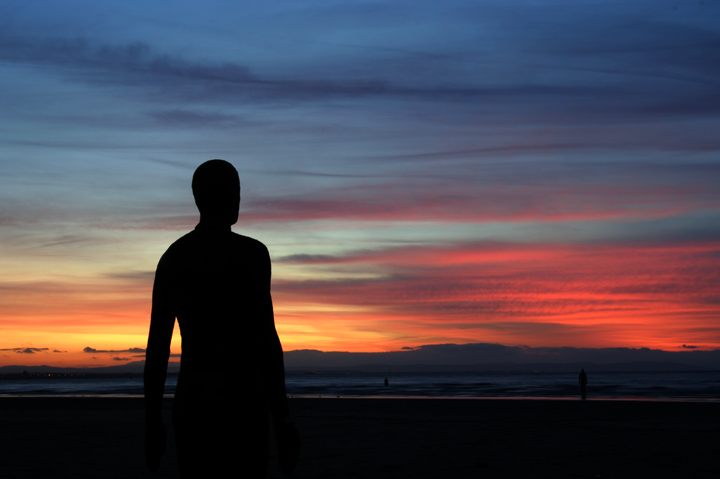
left=0, top=397, right=718, bottom=478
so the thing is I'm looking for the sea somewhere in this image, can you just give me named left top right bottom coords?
left=1, top=370, right=719, bottom=401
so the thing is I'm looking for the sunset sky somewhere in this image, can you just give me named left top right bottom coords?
left=2, top=1, right=720, bottom=368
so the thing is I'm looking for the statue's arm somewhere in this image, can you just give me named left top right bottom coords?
left=143, top=257, right=175, bottom=473
left=260, top=246, right=289, bottom=421
left=260, top=244, right=300, bottom=474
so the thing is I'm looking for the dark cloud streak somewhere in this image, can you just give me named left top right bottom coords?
left=1, top=15, right=718, bottom=121
left=83, top=347, right=145, bottom=354
left=0, top=348, right=49, bottom=354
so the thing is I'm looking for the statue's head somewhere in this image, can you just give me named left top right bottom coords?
left=192, top=159, right=240, bottom=226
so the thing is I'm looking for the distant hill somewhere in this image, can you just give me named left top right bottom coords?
left=282, top=343, right=720, bottom=372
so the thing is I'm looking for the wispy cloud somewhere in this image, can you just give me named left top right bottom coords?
left=147, top=110, right=252, bottom=129
left=0, top=35, right=255, bottom=86
left=240, top=176, right=720, bottom=226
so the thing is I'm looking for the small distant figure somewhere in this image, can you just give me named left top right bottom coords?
left=384, top=377, right=389, bottom=387
left=579, top=368, right=588, bottom=400
left=144, top=160, right=299, bottom=478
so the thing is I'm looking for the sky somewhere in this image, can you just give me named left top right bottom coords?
left=1, top=0, right=719, bottom=368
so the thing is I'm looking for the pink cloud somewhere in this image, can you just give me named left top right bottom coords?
left=236, top=181, right=719, bottom=225
left=273, top=240, right=720, bottom=349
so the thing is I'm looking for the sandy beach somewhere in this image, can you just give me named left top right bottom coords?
left=1, top=397, right=718, bottom=478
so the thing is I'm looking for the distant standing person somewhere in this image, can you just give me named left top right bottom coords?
left=144, top=159, right=299, bottom=478
left=579, top=368, right=588, bottom=400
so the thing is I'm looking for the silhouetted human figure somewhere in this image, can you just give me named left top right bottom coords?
left=579, top=368, right=588, bottom=400
left=144, top=160, right=299, bottom=478
left=384, top=377, right=389, bottom=387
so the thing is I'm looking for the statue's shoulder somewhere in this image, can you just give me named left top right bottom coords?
left=231, top=232, right=269, bottom=254
left=157, top=231, right=198, bottom=265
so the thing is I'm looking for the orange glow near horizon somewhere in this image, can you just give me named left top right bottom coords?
left=272, top=240, right=720, bottom=354
left=2, top=239, right=719, bottom=368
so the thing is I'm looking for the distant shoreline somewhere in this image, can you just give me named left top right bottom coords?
left=2, top=370, right=718, bottom=401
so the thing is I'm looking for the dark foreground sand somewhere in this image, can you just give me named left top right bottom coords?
left=1, top=397, right=718, bottom=478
